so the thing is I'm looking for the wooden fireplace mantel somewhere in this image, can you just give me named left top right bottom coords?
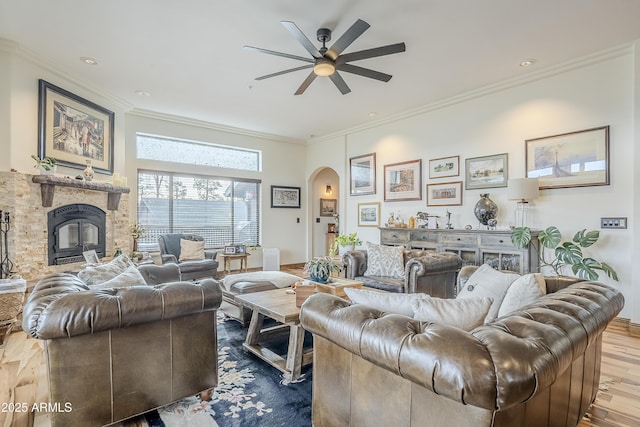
left=32, top=175, right=131, bottom=210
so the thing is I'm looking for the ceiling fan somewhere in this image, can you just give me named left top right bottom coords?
left=244, top=19, right=406, bottom=95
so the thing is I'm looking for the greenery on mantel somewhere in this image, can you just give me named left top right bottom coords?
left=511, top=226, right=618, bottom=281
left=31, top=154, right=57, bottom=172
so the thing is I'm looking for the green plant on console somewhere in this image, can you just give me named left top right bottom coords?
left=511, top=226, right=618, bottom=281
left=31, top=154, right=57, bottom=171
left=330, top=232, right=362, bottom=256
left=305, top=256, right=342, bottom=283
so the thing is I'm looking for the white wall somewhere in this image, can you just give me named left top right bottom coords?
left=0, top=44, right=128, bottom=177
left=124, top=112, right=309, bottom=268
left=308, top=46, right=638, bottom=322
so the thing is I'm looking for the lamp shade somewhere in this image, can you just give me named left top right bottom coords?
left=507, top=178, right=539, bottom=201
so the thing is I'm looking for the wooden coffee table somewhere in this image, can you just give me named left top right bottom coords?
left=235, top=287, right=312, bottom=381
left=310, top=276, right=364, bottom=298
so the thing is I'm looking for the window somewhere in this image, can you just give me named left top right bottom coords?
left=136, top=133, right=261, bottom=171
left=137, top=171, right=260, bottom=251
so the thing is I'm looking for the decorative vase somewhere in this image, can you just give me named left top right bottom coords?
left=83, top=160, right=94, bottom=181
left=338, top=244, right=355, bottom=257
left=38, top=165, right=57, bottom=175
left=474, top=193, right=498, bottom=227
left=310, top=273, right=329, bottom=284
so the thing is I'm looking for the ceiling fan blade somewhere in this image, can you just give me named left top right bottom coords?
left=244, top=45, right=314, bottom=63
left=336, top=42, right=406, bottom=65
left=294, top=71, right=318, bottom=95
left=329, top=72, right=351, bottom=95
left=326, top=19, right=370, bottom=60
left=336, top=64, right=392, bottom=82
left=281, top=21, right=323, bottom=59
left=255, top=65, right=314, bottom=80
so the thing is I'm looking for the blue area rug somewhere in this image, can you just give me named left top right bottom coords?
left=144, top=314, right=313, bottom=426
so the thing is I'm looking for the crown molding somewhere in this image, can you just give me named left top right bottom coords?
left=0, top=37, right=133, bottom=111
left=310, top=42, right=634, bottom=144
left=127, top=108, right=306, bottom=145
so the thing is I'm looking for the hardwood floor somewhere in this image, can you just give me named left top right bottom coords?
left=2, top=275, right=639, bottom=426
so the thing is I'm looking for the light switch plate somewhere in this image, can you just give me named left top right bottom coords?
left=600, top=217, right=627, bottom=229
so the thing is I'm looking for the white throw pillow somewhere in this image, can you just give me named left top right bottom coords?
left=88, top=265, right=147, bottom=289
left=456, top=264, right=520, bottom=322
left=364, top=241, right=405, bottom=279
left=179, top=239, right=205, bottom=261
left=344, top=287, right=429, bottom=317
left=411, top=296, right=494, bottom=331
left=78, top=254, right=135, bottom=286
left=497, top=273, right=546, bottom=317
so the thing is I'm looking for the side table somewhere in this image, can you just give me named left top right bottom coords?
left=220, top=253, right=250, bottom=275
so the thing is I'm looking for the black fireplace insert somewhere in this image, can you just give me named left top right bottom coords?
left=48, top=204, right=106, bottom=265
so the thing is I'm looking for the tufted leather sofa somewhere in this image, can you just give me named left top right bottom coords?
left=343, top=249, right=462, bottom=297
left=300, top=273, right=624, bottom=427
left=22, top=268, right=222, bottom=427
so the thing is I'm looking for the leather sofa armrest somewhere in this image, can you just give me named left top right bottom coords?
left=161, top=253, right=178, bottom=264
left=343, top=250, right=367, bottom=279
left=204, top=249, right=218, bottom=260
left=137, top=263, right=181, bottom=285
left=23, top=274, right=222, bottom=340
left=405, top=252, right=462, bottom=293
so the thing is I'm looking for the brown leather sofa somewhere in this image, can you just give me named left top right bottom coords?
left=22, top=267, right=222, bottom=427
left=300, top=272, right=624, bottom=427
left=343, top=249, right=462, bottom=297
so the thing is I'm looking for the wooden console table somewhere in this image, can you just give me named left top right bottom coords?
left=379, top=227, right=539, bottom=274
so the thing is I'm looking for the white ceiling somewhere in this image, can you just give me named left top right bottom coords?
left=2, top=0, right=640, bottom=141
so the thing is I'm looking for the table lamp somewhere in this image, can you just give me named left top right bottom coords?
left=507, top=178, right=539, bottom=228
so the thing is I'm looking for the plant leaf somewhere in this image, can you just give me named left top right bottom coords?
left=539, top=226, right=561, bottom=249
left=572, top=262, right=599, bottom=281
left=510, top=227, right=531, bottom=248
left=555, top=242, right=583, bottom=264
left=573, top=229, right=599, bottom=248
left=581, top=258, right=619, bottom=281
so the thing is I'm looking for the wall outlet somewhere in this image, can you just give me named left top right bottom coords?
left=600, top=217, right=627, bottom=229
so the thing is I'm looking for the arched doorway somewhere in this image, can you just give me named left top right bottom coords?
left=309, top=167, right=339, bottom=258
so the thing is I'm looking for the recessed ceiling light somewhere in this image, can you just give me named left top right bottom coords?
left=135, top=90, right=151, bottom=97
left=80, top=57, right=98, bottom=65
left=368, top=112, right=378, bottom=117
left=520, top=59, right=536, bottom=67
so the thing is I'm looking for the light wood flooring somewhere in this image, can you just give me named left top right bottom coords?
left=1, top=268, right=638, bottom=426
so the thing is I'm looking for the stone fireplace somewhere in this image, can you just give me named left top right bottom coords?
left=0, top=171, right=131, bottom=282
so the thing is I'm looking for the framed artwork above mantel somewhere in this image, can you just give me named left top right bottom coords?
left=37, top=79, right=115, bottom=174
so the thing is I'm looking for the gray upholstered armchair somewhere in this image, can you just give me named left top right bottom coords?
left=158, top=233, right=219, bottom=280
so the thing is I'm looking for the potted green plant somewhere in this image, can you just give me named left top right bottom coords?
left=31, top=154, right=57, bottom=175
left=330, top=232, right=363, bottom=256
left=511, top=226, right=618, bottom=281
left=305, top=256, right=342, bottom=283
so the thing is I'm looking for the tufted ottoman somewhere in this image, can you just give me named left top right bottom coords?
left=220, top=271, right=301, bottom=325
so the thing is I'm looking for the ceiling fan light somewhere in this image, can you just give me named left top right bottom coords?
left=314, top=60, right=335, bottom=76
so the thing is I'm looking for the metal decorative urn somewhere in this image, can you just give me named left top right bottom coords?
left=474, top=193, right=498, bottom=228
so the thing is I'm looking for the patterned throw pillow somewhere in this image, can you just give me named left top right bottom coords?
left=364, top=241, right=405, bottom=279
left=78, top=254, right=135, bottom=286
